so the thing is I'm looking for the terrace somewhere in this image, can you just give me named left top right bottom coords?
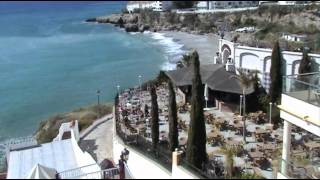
left=115, top=82, right=289, bottom=179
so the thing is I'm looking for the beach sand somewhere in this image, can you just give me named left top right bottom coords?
left=161, top=31, right=232, bottom=65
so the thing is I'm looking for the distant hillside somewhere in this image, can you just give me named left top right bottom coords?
left=91, top=3, right=320, bottom=52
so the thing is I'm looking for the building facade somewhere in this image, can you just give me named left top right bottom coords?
left=217, top=39, right=320, bottom=92
left=197, top=1, right=259, bottom=10
left=126, top=1, right=172, bottom=13
left=281, top=33, right=308, bottom=42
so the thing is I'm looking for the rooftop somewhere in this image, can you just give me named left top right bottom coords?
left=7, top=139, right=78, bottom=179
left=165, top=64, right=254, bottom=95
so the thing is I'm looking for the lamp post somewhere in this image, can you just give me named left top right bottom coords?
left=240, top=95, right=243, bottom=116
left=269, top=102, right=273, bottom=124
left=97, top=90, right=101, bottom=118
left=138, top=75, right=142, bottom=91
left=138, top=75, right=142, bottom=104
left=96, top=90, right=101, bottom=106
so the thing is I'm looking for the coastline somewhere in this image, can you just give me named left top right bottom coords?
left=142, top=30, right=231, bottom=67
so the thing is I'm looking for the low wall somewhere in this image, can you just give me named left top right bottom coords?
left=113, top=137, right=172, bottom=179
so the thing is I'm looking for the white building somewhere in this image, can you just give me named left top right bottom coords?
left=126, top=1, right=172, bottom=13
left=5, top=120, right=102, bottom=179
left=217, top=39, right=320, bottom=92
left=277, top=72, right=320, bottom=179
left=281, top=33, right=308, bottom=42
left=196, top=1, right=259, bottom=10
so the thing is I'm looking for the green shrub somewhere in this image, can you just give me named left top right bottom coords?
left=35, top=104, right=113, bottom=144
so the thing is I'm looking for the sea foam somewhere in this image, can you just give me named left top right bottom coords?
left=148, top=32, right=186, bottom=71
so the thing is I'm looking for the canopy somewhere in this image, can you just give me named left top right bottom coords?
left=165, top=64, right=254, bottom=95
left=26, top=164, right=57, bottom=179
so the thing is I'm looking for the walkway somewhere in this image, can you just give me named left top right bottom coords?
left=79, top=114, right=114, bottom=164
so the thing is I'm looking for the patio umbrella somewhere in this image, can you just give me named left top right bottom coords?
left=26, top=164, right=57, bottom=179
left=204, top=83, right=209, bottom=108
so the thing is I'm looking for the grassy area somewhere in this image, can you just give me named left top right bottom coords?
left=35, top=103, right=113, bottom=144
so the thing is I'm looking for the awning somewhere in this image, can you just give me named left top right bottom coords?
left=26, top=164, right=57, bottom=179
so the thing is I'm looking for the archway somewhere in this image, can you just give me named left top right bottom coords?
left=292, top=60, right=301, bottom=75
left=239, top=52, right=260, bottom=70
left=263, top=56, right=271, bottom=73
left=221, top=44, right=232, bottom=64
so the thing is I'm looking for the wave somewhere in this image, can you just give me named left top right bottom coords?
left=147, top=32, right=186, bottom=71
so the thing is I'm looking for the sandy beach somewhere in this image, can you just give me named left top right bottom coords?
left=161, top=31, right=232, bottom=65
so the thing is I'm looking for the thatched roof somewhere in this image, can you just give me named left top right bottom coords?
left=165, top=64, right=254, bottom=95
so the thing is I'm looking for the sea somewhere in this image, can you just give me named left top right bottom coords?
left=0, top=1, right=185, bottom=153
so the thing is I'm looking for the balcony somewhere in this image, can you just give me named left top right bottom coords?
left=279, top=73, right=320, bottom=132
left=283, top=73, right=320, bottom=107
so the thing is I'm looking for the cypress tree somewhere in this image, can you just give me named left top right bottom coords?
left=298, top=49, right=312, bottom=85
left=168, top=80, right=179, bottom=152
left=150, top=85, right=159, bottom=151
left=186, top=50, right=207, bottom=169
left=299, top=49, right=312, bottom=75
left=269, top=41, right=283, bottom=103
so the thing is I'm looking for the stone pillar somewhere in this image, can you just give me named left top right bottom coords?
left=281, top=120, right=292, bottom=175
left=172, top=148, right=183, bottom=167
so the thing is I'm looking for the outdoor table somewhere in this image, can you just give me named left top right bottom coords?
left=248, top=151, right=264, bottom=159
left=257, top=143, right=276, bottom=151
left=226, top=139, right=242, bottom=146
left=304, top=142, right=320, bottom=150
left=255, top=129, right=267, bottom=135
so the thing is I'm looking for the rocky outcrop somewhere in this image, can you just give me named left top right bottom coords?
left=125, top=23, right=139, bottom=32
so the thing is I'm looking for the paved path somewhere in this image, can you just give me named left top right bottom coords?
left=79, top=115, right=114, bottom=164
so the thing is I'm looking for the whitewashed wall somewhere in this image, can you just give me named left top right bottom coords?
left=220, top=39, right=320, bottom=76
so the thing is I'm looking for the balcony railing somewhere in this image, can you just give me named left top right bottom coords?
left=278, top=159, right=320, bottom=179
left=57, top=164, right=120, bottom=179
left=283, top=73, right=320, bottom=107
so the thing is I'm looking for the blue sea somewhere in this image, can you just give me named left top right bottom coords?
left=0, top=1, right=185, bottom=143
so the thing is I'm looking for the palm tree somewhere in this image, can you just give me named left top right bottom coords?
left=230, top=69, right=258, bottom=143
left=217, top=145, right=240, bottom=179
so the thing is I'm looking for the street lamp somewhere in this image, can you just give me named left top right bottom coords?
left=269, top=102, right=273, bottom=124
left=240, top=95, right=243, bottom=116
left=117, top=85, right=121, bottom=97
left=138, top=75, right=142, bottom=91
left=97, top=89, right=101, bottom=118
left=96, top=90, right=101, bottom=106
left=138, top=75, right=142, bottom=104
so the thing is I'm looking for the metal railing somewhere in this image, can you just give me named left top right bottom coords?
left=60, top=167, right=119, bottom=179
left=283, top=73, right=320, bottom=107
left=57, top=163, right=102, bottom=179
left=278, top=159, right=317, bottom=179
left=2, top=136, right=37, bottom=151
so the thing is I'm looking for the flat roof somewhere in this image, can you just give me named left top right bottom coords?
left=7, top=139, right=78, bottom=179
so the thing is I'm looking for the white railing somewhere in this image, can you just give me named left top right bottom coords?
left=58, top=165, right=119, bottom=179
left=2, top=136, right=37, bottom=151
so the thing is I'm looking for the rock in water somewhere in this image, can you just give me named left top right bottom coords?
left=125, top=24, right=139, bottom=32
left=86, top=18, right=97, bottom=22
